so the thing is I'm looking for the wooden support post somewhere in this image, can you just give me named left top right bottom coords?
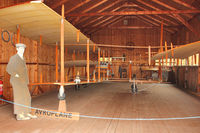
left=177, top=58, right=179, bottom=66
left=40, top=35, right=42, bottom=46
left=77, top=30, right=80, bottom=42
left=58, top=4, right=66, bottom=112
left=87, top=39, right=90, bottom=82
left=103, top=50, right=105, bottom=61
left=165, top=41, right=168, bottom=66
left=60, top=4, right=65, bottom=85
left=195, top=54, right=197, bottom=65
left=81, top=52, right=84, bottom=76
left=159, top=22, right=163, bottom=81
left=199, top=53, right=200, bottom=66
left=72, top=50, right=76, bottom=80
left=171, top=43, right=174, bottom=66
left=148, top=45, right=151, bottom=66
left=65, top=47, right=68, bottom=82
left=56, top=43, right=58, bottom=82
left=129, top=61, right=132, bottom=81
left=17, top=25, right=20, bottom=43
left=93, top=44, right=96, bottom=53
left=93, top=65, right=96, bottom=82
left=98, top=48, right=101, bottom=82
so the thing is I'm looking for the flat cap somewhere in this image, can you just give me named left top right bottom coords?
left=15, top=43, right=26, bottom=48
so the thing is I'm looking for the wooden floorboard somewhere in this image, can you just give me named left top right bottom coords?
left=0, top=82, right=200, bottom=133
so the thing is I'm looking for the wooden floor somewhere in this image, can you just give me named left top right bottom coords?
left=0, top=82, right=200, bottom=133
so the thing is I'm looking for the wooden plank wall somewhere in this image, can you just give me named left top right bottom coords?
left=171, top=14, right=200, bottom=44
left=0, top=0, right=28, bottom=8
left=172, top=14, right=200, bottom=92
left=91, top=18, right=172, bottom=78
left=175, top=67, right=199, bottom=92
left=0, top=28, right=56, bottom=100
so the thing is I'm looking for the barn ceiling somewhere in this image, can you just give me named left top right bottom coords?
left=11, top=0, right=200, bottom=37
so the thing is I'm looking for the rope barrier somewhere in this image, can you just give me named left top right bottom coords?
left=0, top=98, right=200, bottom=121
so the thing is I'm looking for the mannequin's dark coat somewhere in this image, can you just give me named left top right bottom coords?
left=6, top=54, right=31, bottom=115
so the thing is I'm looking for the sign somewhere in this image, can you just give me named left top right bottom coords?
left=31, top=109, right=79, bottom=120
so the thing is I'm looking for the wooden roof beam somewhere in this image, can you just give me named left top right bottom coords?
left=87, top=16, right=124, bottom=35
left=66, top=10, right=200, bottom=17
left=172, top=0, right=196, bottom=9
left=109, top=26, right=178, bottom=30
left=81, top=5, right=123, bottom=27
left=135, top=0, right=179, bottom=25
left=151, top=0, right=192, bottom=18
left=173, top=14, right=200, bottom=37
left=136, top=16, right=174, bottom=33
left=74, top=0, right=123, bottom=26
left=51, top=0, right=70, bottom=9
left=71, top=0, right=109, bottom=24
left=82, top=0, right=109, bottom=13
left=65, top=0, right=92, bottom=15
left=86, top=16, right=122, bottom=33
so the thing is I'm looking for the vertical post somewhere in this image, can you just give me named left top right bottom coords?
left=77, top=30, right=80, bottom=43
left=171, top=43, right=174, bottom=66
left=159, top=22, right=163, bottom=81
left=129, top=61, right=132, bottom=81
left=103, top=50, right=105, bottom=61
left=177, top=58, right=179, bottom=66
left=199, top=53, right=200, bottom=66
left=72, top=50, right=76, bottom=80
left=87, top=39, right=90, bottom=83
left=58, top=4, right=66, bottom=112
left=56, top=43, right=58, bottom=82
left=17, top=25, right=20, bottom=43
left=60, top=4, right=65, bottom=85
left=93, top=44, right=96, bottom=53
left=165, top=41, right=168, bottom=66
left=93, top=66, right=96, bottom=82
left=40, top=35, right=42, bottom=46
left=65, top=47, right=68, bottom=82
left=98, top=48, right=100, bottom=82
left=148, top=45, right=151, bottom=66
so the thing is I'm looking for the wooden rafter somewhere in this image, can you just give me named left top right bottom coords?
left=139, top=16, right=174, bottom=33
left=87, top=16, right=123, bottom=34
left=172, top=0, right=196, bottom=9
left=151, top=0, right=192, bottom=18
left=66, top=10, right=200, bottom=17
left=173, top=14, right=200, bottom=37
left=51, top=0, right=70, bottom=9
left=82, top=5, right=123, bottom=28
left=64, top=0, right=92, bottom=15
left=71, top=0, right=109, bottom=24
left=135, top=0, right=179, bottom=25
left=92, top=16, right=115, bottom=27
left=75, top=0, right=123, bottom=26
left=82, top=0, right=108, bottom=13
left=137, top=16, right=159, bottom=26
left=109, top=26, right=178, bottom=30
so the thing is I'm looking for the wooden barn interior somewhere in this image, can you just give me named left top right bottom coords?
left=0, top=0, right=200, bottom=132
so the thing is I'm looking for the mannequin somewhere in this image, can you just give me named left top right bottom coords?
left=6, top=43, right=37, bottom=120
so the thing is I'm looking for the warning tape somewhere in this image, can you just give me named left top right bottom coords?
left=0, top=98, right=200, bottom=121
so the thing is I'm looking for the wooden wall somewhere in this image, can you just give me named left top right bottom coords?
left=0, top=28, right=56, bottom=101
left=91, top=18, right=172, bottom=78
left=175, top=67, right=200, bottom=92
left=0, top=0, right=28, bottom=8
left=172, top=14, right=200, bottom=45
